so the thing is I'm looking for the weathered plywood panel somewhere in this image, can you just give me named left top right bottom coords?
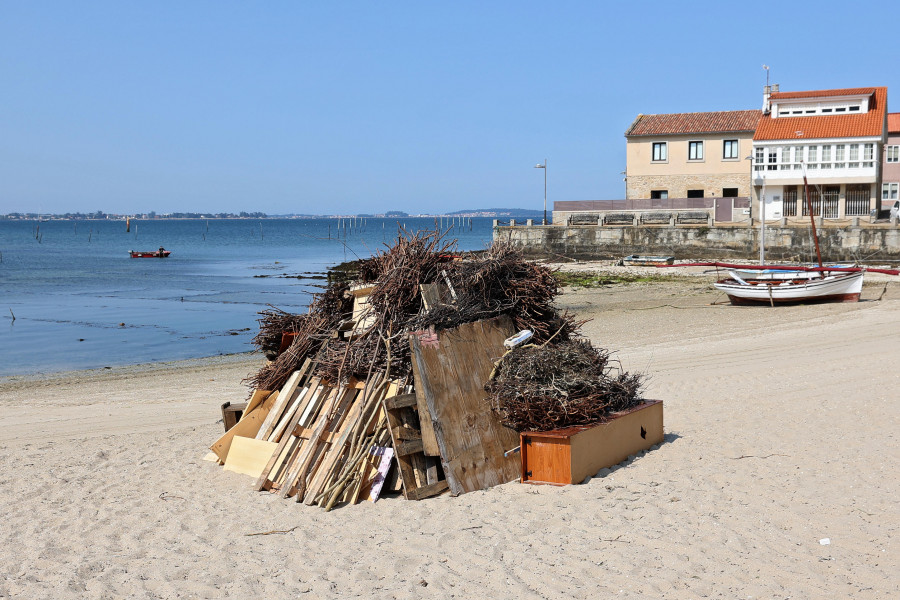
left=224, top=436, right=279, bottom=478
left=410, top=316, right=520, bottom=495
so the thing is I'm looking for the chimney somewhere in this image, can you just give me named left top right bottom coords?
left=772, top=83, right=779, bottom=93
left=763, top=85, right=771, bottom=114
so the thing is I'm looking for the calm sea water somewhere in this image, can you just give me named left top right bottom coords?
left=0, top=217, right=495, bottom=376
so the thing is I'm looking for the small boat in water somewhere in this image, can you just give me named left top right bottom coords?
left=130, top=247, right=170, bottom=258
left=621, top=254, right=674, bottom=266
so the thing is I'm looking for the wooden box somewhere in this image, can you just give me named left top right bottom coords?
left=221, top=401, right=248, bottom=432
left=520, top=400, right=663, bottom=485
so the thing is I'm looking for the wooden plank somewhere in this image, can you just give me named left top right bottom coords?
left=394, top=438, right=424, bottom=457
left=297, top=384, right=362, bottom=503
left=252, top=380, right=322, bottom=492
left=410, top=357, right=440, bottom=457
left=419, top=282, right=451, bottom=310
left=280, top=383, right=353, bottom=499
left=210, top=391, right=279, bottom=462
left=266, top=388, right=307, bottom=442
left=255, top=370, right=303, bottom=440
left=224, top=436, right=279, bottom=478
left=241, top=388, right=272, bottom=419
left=410, top=316, right=520, bottom=496
left=303, top=379, right=392, bottom=505
left=383, top=393, right=418, bottom=410
left=406, top=479, right=449, bottom=500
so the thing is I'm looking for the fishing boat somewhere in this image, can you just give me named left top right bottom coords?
left=129, top=247, right=170, bottom=258
left=713, top=269, right=864, bottom=305
left=621, top=254, right=674, bottom=266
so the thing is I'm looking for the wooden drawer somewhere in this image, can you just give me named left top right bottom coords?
left=520, top=400, right=663, bottom=485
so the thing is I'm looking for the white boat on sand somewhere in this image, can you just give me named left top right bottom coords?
left=713, top=269, right=864, bottom=305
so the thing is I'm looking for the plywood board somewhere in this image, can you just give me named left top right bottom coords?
left=410, top=316, right=520, bottom=496
left=210, top=391, right=279, bottom=462
left=223, top=436, right=279, bottom=478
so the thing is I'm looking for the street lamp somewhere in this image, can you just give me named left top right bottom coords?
left=534, top=160, right=547, bottom=225
left=747, top=153, right=765, bottom=264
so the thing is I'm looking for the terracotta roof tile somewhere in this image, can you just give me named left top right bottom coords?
left=888, top=112, right=900, bottom=133
left=754, top=87, right=886, bottom=141
left=625, top=110, right=761, bottom=137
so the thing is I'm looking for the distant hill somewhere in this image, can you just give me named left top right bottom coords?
left=446, top=208, right=544, bottom=217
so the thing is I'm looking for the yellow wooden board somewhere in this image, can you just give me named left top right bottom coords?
left=223, top=436, right=279, bottom=478
left=209, top=391, right=278, bottom=462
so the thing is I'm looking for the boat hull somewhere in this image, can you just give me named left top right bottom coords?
left=129, top=251, right=170, bottom=258
left=714, top=271, right=863, bottom=305
left=621, top=255, right=674, bottom=266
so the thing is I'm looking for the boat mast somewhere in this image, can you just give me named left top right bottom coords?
left=801, top=169, right=824, bottom=268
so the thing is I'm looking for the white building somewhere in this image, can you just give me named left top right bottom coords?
left=751, top=86, right=887, bottom=220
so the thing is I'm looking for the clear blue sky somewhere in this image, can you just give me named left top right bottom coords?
left=3, top=2, right=899, bottom=215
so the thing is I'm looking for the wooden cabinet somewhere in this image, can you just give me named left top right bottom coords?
left=520, top=401, right=664, bottom=485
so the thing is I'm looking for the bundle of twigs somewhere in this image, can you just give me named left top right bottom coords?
left=246, top=281, right=353, bottom=391
left=251, top=306, right=309, bottom=359
left=484, top=340, right=644, bottom=432
left=422, top=243, right=580, bottom=342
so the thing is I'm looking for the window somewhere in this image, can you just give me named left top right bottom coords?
left=687, top=189, right=704, bottom=198
left=722, top=188, right=738, bottom=197
left=780, top=145, right=791, bottom=170
left=849, top=144, right=860, bottom=168
left=820, top=145, right=831, bottom=169
left=723, top=139, right=738, bottom=159
left=688, top=141, right=704, bottom=161
left=835, top=144, right=845, bottom=169
left=754, top=147, right=764, bottom=170
left=849, top=105, right=860, bottom=112
left=652, top=142, right=667, bottom=162
left=887, top=146, right=900, bottom=163
left=883, top=183, right=899, bottom=200
left=650, top=190, right=668, bottom=199
left=863, top=143, right=874, bottom=168
left=793, top=146, right=804, bottom=169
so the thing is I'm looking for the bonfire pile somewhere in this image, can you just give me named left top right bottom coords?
left=208, top=229, right=643, bottom=510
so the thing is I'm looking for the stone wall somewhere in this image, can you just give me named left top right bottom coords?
left=626, top=173, right=751, bottom=200
left=494, top=223, right=900, bottom=263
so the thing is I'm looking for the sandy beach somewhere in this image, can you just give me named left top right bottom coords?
left=1, top=271, right=898, bottom=599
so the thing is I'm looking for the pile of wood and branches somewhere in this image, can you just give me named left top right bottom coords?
left=209, top=228, right=640, bottom=509
left=484, top=340, right=644, bottom=432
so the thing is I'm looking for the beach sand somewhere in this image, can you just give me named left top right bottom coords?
left=1, top=272, right=898, bottom=599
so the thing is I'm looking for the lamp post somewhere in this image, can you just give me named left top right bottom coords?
left=534, top=160, right=547, bottom=225
left=747, top=153, right=765, bottom=264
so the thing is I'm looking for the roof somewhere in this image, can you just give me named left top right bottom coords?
left=769, top=87, right=877, bottom=100
left=754, top=87, right=887, bottom=141
left=888, top=112, right=900, bottom=133
left=625, top=110, right=761, bottom=137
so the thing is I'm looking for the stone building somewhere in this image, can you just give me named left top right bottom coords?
left=624, top=110, right=760, bottom=200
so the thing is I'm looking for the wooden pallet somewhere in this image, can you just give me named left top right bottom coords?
left=382, top=392, right=448, bottom=500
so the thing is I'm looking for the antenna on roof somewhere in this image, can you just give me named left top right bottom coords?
left=763, top=64, right=770, bottom=88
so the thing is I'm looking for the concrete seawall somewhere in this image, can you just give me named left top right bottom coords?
left=494, top=224, right=900, bottom=263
